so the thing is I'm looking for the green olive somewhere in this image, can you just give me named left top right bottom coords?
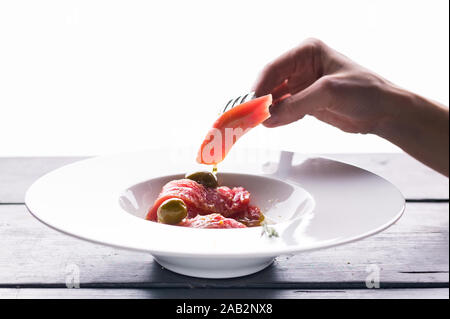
left=157, top=198, right=188, bottom=225
left=185, top=171, right=218, bottom=188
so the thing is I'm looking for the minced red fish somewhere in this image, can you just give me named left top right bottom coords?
left=146, top=179, right=263, bottom=228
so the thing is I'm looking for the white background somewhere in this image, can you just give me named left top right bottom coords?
left=0, top=0, right=448, bottom=156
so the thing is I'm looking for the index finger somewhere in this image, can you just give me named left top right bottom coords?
left=253, top=38, right=326, bottom=97
left=253, top=49, right=297, bottom=97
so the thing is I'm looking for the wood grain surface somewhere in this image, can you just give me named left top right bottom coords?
left=0, top=155, right=448, bottom=299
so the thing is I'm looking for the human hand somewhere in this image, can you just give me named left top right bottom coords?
left=254, top=38, right=449, bottom=176
left=254, top=38, right=397, bottom=134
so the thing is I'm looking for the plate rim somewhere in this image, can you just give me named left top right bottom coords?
left=25, top=150, right=406, bottom=258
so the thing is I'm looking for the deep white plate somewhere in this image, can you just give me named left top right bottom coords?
left=25, top=149, right=405, bottom=278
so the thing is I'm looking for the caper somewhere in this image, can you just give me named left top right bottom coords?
left=157, top=198, right=188, bottom=225
left=185, top=171, right=218, bottom=188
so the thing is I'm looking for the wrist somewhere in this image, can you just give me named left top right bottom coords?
left=371, top=84, right=425, bottom=140
left=372, top=83, right=449, bottom=176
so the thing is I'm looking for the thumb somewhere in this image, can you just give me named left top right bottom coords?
left=263, top=76, right=332, bottom=127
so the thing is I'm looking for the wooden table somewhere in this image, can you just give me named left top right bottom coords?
left=0, top=154, right=448, bottom=299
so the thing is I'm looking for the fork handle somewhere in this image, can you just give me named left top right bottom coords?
left=270, top=80, right=290, bottom=104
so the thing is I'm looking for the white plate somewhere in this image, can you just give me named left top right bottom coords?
left=25, top=149, right=405, bottom=278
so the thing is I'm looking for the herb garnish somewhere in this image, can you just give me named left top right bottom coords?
left=261, top=222, right=279, bottom=238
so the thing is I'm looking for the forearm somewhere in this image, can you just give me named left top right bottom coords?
left=375, top=86, right=449, bottom=176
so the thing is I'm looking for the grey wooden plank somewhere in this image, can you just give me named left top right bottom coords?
left=0, top=157, right=86, bottom=204
left=0, top=288, right=448, bottom=299
left=0, top=203, right=447, bottom=288
left=0, top=154, right=448, bottom=204
left=324, top=153, right=449, bottom=200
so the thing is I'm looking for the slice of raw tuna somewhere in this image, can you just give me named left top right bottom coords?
left=145, top=179, right=262, bottom=227
left=196, top=94, right=272, bottom=165
left=178, top=213, right=247, bottom=229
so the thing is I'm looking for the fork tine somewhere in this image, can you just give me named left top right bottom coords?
left=240, top=93, right=249, bottom=105
left=231, top=96, right=242, bottom=108
left=223, top=99, right=234, bottom=113
left=246, top=92, right=255, bottom=102
left=222, top=92, right=256, bottom=114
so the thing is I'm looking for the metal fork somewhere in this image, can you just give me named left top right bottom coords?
left=222, top=92, right=255, bottom=114
left=222, top=80, right=290, bottom=114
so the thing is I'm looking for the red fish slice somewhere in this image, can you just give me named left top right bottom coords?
left=196, top=94, right=272, bottom=165
left=196, top=80, right=291, bottom=165
left=145, top=179, right=261, bottom=225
